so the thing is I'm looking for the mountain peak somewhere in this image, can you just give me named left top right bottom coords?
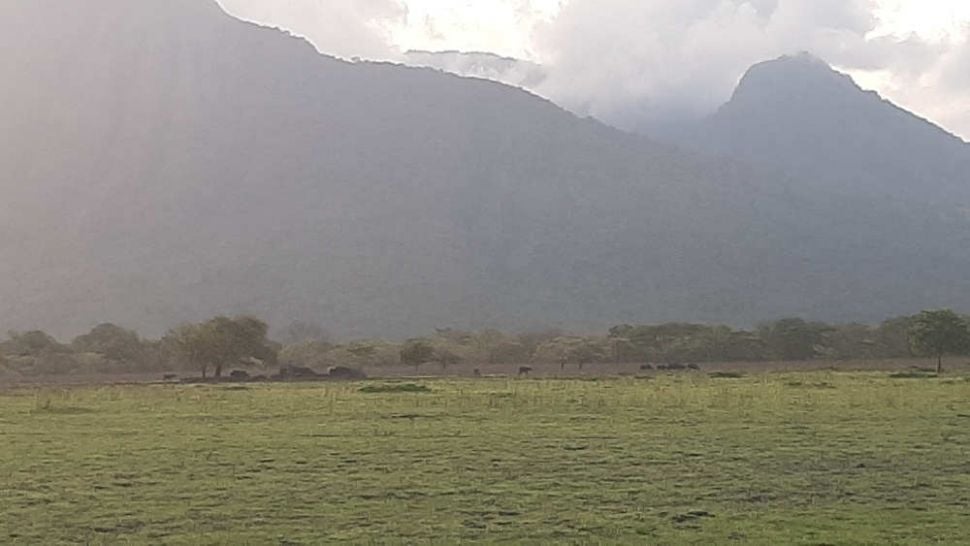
left=727, top=52, right=861, bottom=108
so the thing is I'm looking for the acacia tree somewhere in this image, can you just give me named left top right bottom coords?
left=434, top=348, right=462, bottom=370
left=166, top=316, right=277, bottom=379
left=72, top=323, right=144, bottom=363
left=400, top=339, right=435, bottom=371
left=758, top=318, right=831, bottom=361
left=909, top=309, right=970, bottom=374
left=2, top=330, right=67, bottom=357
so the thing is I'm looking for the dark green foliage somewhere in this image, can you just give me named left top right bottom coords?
left=610, top=323, right=766, bottom=363
left=1, top=330, right=67, bottom=357
left=72, top=323, right=144, bottom=363
left=874, top=316, right=918, bottom=358
left=163, top=316, right=277, bottom=379
left=4, top=309, right=969, bottom=378
left=758, top=318, right=832, bottom=361
left=400, top=339, right=435, bottom=369
left=567, top=340, right=608, bottom=369
left=909, top=310, right=970, bottom=373
left=434, top=348, right=462, bottom=369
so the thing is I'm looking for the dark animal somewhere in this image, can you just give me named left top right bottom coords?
left=229, top=370, right=251, bottom=381
left=518, top=366, right=533, bottom=377
left=473, top=368, right=482, bottom=377
left=327, top=366, right=367, bottom=380
left=163, top=373, right=178, bottom=381
left=640, top=364, right=654, bottom=371
left=666, top=363, right=687, bottom=371
left=687, top=363, right=701, bottom=371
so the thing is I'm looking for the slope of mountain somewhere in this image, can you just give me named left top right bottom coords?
left=2, top=2, right=970, bottom=338
left=667, top=53, right=970, bottom=204
left=403, top=50, right=547, bottom=90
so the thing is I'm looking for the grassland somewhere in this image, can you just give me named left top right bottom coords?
left=1, top=372, right=969, bottom=545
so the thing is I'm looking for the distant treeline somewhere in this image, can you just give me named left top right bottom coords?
left=1, top=311, right=968, bottom=378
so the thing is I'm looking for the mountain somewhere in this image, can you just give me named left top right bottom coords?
left=403, top=50, right=547, bottom=90
left=668, top=53, right=970, bottom=204
left=2, top=2, right=970, bottom=339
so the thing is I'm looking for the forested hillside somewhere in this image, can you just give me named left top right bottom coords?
left=2, top=1, right=970, bottom=338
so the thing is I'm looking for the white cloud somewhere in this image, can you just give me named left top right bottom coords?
left=216, top=0, right=407, bottom=60
left=390, top=0, right=561, bottom=57
left=530, top=1, right=873, bottom=125
left=526, top=0, right=969, bottom=138
left=854, top=27, right=970, bottom=139
left=216, top=0, right=970, bottom=139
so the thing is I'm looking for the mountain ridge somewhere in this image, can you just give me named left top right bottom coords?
left=3, top=1, right=970, bottom=339
left=677, top=53, right=970, bottom=204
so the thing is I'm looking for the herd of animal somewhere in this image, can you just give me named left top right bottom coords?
left=164, top=362, right=705, bottom=383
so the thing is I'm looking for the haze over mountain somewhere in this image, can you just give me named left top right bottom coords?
left=2, top=0, right=970, bottom=339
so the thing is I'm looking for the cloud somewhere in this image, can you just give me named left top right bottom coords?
left=216, top=0, right=407, bottom=60
left=859, top=26, right=970, bottom=140
left=388, top=0, right=561, bottom=58
left=528, top=0, right=970, bottom=138
left=528, top=0, right=880, bottom=129
left=213, top=0, right=970, bottom=139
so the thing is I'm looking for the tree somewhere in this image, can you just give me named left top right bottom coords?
left=1, top=330, right=67, bottom=357
left=473, top=329, right=507, bottom=364
left=758, top=318, right=831, bottom=361
left=165, top=316, right=277, bottom=379
left=875, top=316, right=917, bottom=358
left=166, top=323, right=214, bottom=378
left=434, top=348, right=462, bottom=370
left=909, top=309, right=969, bottom=374
left=72, top=323, right=144, bottom=363
left=822, top=323, right=878, bottom=360
left=400, top=339, right=435, bottom=370
left=568, top=339, right=608, bottom=370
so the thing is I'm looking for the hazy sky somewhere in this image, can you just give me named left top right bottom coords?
left=218, top=0, right=970, bottom=138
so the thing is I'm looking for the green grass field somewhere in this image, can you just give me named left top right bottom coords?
left=2, top=372, right=969, bottom=545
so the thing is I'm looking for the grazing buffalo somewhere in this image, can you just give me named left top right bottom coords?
left=518, top=366, right=533, bottom=377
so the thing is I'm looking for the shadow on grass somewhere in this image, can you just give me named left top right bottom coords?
left=708, top=372, right=745, bottom=379
left=889, top=371, right=938, bottom=379
left=360, top=383, right=432, bottom=394
left=30, top=405, right=96, bottom=415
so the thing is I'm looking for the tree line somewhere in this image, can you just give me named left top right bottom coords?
left=1, top=310, right=968, bottom=378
